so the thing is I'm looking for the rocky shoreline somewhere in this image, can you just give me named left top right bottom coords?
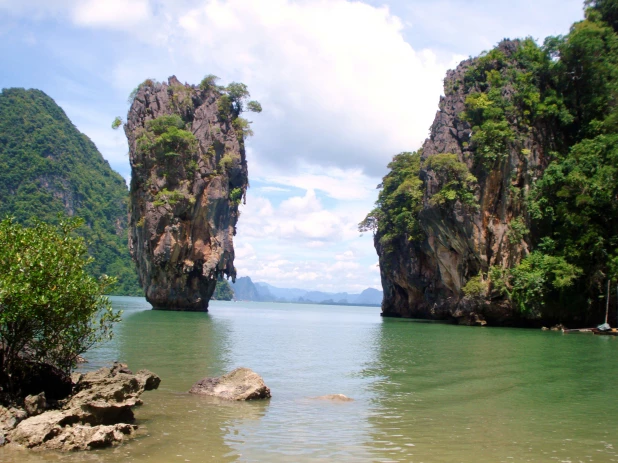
left=0, top=363, right=160, bottom=451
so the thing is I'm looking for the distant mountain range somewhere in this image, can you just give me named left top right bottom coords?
left=230, top=276, right=382, bottom=306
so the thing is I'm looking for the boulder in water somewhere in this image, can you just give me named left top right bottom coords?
left=189, top=368, right=271, bottom=401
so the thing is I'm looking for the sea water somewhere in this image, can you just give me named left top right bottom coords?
left=1, top=297, right=617, bottom=462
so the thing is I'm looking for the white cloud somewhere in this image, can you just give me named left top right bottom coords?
left=252, top=163, right=378, bottom=201
left=238, top=189, right=357, bottom=245
left=168, top=0, right=459, bottom=176
left=71, top=0, right=151, bottom=28
left=234, top=253, right=381, bottom=293
left=336, top=250, right=356, bottom=261
left=257, top=186, right=290, bottom=193
left=233, top=184, right=381, bottom=291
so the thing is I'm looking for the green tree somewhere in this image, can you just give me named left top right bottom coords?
left=0, top=217, right=121, bottom=395
left=199, top=74, right=220, bottom=91
left=360, top=152, right=425, bottom=249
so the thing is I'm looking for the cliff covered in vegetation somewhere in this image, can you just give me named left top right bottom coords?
left=364, top=0, right=618, bottom=326
left=0, top=88, right=140, bottom=295
left=125, top=76, right=259, bottom=310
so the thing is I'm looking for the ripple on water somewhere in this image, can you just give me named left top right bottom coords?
left=1, top=299, right=617, bottom=462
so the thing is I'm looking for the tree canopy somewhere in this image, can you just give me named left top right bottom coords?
left=0, top=217, right=121, bottom=396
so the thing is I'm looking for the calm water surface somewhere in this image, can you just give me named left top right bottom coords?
left=1, top=297, right=617, bottom=462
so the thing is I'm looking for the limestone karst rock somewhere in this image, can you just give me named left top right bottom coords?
left=373, top=40, right=550, bottom=325
left=6, top=363, right=160, bottom=451
left=125, top=76, right=251, bottom=310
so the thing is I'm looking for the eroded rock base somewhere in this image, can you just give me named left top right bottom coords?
left=2, top=363, right=160, bottom=451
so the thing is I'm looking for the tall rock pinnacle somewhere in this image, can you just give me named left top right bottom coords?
left=125, top=76, right=256, bottom=311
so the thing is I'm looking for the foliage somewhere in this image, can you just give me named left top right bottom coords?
left=111, top=116, right=123, bottom=130
left=212, top=278, right=234, bottom=300
left=523, top=4, right=618, bottom=315
left=199, top=74, right=220, bottom=91
left=229, top=187, right=243, bottom=206
left=585, top=0, right=618, bottom=31
left=0, top=88, right=141, bottom=296
left=232, top=117, right=254, bottom=139
left=424, top=154, right=477, bottom=207
left=507, top=217, right=529, bottom=244
left=217, top=95, right=232, bottom=120
left=146, top=114, right=185, bottom=134
left=529, top=133, right=618, bottom=281
left=217, top=82, right=262, bottom=121
left=246, top=100, right=263, bottom=113
left=219, top=153, right=235, bottom=172
left=462, top=273, right=488, bottom=298
left=360, top=152, right=424, bottom=248
left=0, top=218, right=121, bottom=393
left=490, top=253, right=582, bottom=314
left=137, top=115, right=197, bottom=158
left=226, top=82, right=250, bottom=115
left=152, top=188, right=185, bottom=208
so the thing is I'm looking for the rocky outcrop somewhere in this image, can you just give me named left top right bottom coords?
left=189, top=368, right=271, bottom=401
left=377, top=40, right=557, bottom=325
left=5, top=363, right=160, bottom=451
left=126, top=76, right=249, bottom=311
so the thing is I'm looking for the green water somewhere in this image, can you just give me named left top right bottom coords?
left=1, top=297, right=617, bottom=462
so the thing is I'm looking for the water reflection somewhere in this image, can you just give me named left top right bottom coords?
left=365, top=317, right=618, bottom=462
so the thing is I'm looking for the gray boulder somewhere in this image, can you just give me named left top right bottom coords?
left=189, top=368, right=271, bottom=401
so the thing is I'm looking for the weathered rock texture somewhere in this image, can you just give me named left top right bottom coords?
left=126, top=76, right=248, bottom=310
left=5, top=363, right=160, bottom=451
left=377, top=41, right=555, bottom=325
left=189, top=367, right=271, bottom=401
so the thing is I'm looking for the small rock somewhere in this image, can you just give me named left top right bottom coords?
left=189, top=368, right=271, bottom=401
left=24, top=392, right=46, bottom=417
left=312, top=394, right=354, bottom=402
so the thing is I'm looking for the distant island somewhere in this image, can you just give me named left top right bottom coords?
left=230, top=276, right=382, bottom=306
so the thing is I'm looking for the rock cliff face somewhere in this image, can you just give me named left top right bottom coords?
left=376, top=41, right=558, bottom=325
left=126, top=76, right=248, bottom=310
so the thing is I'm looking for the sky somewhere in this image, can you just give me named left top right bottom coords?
left=0, top=0, right=585, bottom=293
